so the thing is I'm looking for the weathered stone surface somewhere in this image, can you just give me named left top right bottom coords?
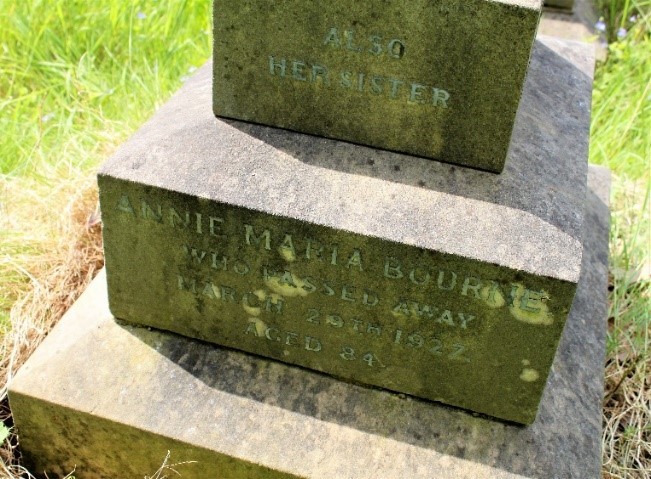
left=544, top=0, right=574, bottom=11
left=212, top=0, right=542, bottom=172
left=539, top=0, right=604, bottom=63
left=9, top=165, right=609, bottom=478
left=97, top=36, right=593, bottom=424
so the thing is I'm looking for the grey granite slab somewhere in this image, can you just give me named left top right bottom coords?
left=539, top=0, right=603, bottom=63
left=9, top=165, right=609, bottom=478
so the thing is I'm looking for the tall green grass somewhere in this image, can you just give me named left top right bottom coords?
left=0, top=0, right=211, bottom=178
left=0, top=0, right=212, bottom=327
left=592, top=4, right=651, bottom=177
left=595, top=0, right=651, bottom=41
left=591, top=1, right=651, bottom=475
left=590, top=2, right=650, bottom=356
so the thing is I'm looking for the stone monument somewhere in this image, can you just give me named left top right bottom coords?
left=9, top=3, right=608, bottom=478
left=98, top=0, right=568, bottom=426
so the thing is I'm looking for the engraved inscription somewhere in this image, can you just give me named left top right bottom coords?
left=267, top=26, right=451, bottom=107
left=117, top=194, right=552, bottom=319
left=244, top=319, right=323, bottom=351
left=339, top=347, right=386, bottom=368
left=116, top=192, right=557, bottom=374
left=323, top=27, right=406, bottom=59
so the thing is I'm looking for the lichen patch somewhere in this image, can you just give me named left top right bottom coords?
left=509, top=283, right=553, bottom=325
left=265, top=272, right=309, bottom=298
left=520, top=368, right=540, bottom=382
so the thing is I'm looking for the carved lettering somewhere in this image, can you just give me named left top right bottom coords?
left=177, top=275, right=196, bottom=294
left=117, top=190, right=555, bottom=374
left=169, top=208, right=190, bottom=229
left=346, top=249, right=363, bottom=271
left=209, top=217, right=225, bottom=239
left=244, top=322, right=322, bottom=353
left=437, top=270, right=457, bottom=290
left=327, top=314, right=344, bottom=328
left=269, top=56, right=286, bottom=76
left=202, top=282, right=217, bottom=299
left=285, top=331, right=299, bottom=346
left=305, top=238, right=324, bottom=261
left=311, top=64, right=328, bottom=84
left=116, top=194, right=135, bottom=215
left=265, top=327, right=281, bottom=342
left=409, top=83, right=427, bottom=104
left=141, top=200, right=162, bottom=223
left=384, top=257, right=403, bottom=279
left=432, top=88, right=450, bottom=108
left=291, top=60, right=308, bottom=81
left=245, top=224, right=271, bottom=250
left=461, top=276, right=482, bottom=298
left=520, top=289, right=543, bottom=313
left=323, top=27, right=341, bottom=48
left=305, top=336, right=322, bottom=352
left=267, top=24, right=452, bottom=108
left=362, top=290, right=379, bottom=307
left=183, top=245, right=207, bottom=264
left=324, top=26, right=405, bottom=59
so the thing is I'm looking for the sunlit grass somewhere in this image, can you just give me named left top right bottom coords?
left=0, top=1, right=211, bottom=475
left=0, top=0, right=211, bottom=177
left=594, top=0, right=651, bottom=41
left=591, top=16, right=651, bottom=177
left=0, top=0, right=211, bottom=327
left=590, top=2, right=651, bottom=476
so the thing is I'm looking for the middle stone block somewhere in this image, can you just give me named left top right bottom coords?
left=212, top=0, right=542, bottom=172
left=99, top=35, right=592, bottom=425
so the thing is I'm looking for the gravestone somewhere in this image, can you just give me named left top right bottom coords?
left=213, top=0, right=543, bottom=173
left=8, top=7, right=608, bottom=478
left=8, top=163, right=609, bottom=478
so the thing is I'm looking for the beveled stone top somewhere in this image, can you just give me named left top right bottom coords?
left=101, top=36, right=593, bottom=283
left=499, top=0, right=543, bottom=8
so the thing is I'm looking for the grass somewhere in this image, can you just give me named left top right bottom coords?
left=590, top=3, right=651, bottom=477
left=591, top=0, right=651, bottom=478
left=595, top=0, right=651, bottom=41
left=0, top=0, right=211, bottom=322
left=0, top=0, right=649, bottom=477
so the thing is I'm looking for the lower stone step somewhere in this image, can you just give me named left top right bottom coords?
left=8, top=165, right=610, bottom=479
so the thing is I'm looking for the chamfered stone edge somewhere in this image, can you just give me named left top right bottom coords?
left=103, top=36, right=593, bottom=284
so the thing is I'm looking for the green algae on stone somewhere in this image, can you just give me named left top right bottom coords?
left=100, top=177, right=578, bottom=424
left=212, top=0, right=542, bottom=172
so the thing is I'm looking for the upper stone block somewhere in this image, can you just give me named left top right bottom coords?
left=212, top=0, right=543, bottom=173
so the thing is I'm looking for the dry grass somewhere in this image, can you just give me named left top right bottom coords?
left=144, top=451, right=197, bottom=479
left=0, top=171, right=103, bottom=477
left=602, top=178, right=651, bottom=478
left=0, top=0, right=210, bottom=474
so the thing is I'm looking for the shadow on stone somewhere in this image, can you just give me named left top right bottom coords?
left=223, top=38, right=593, bottom=244
left=115, top=167, right=608, bottom=479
